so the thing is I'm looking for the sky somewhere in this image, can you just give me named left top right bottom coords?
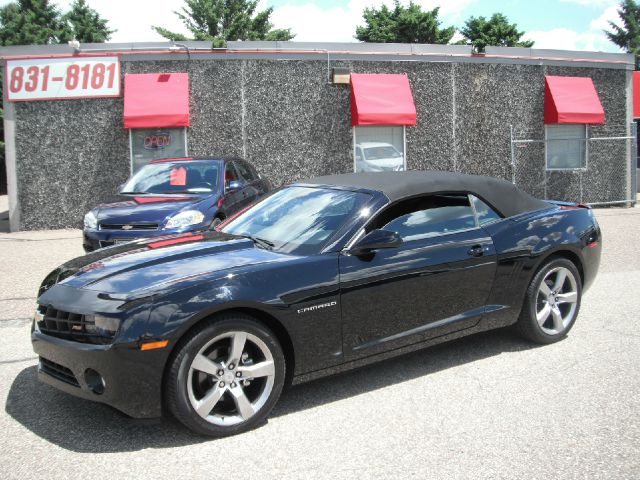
left=0, top=0, right=628, bottom=53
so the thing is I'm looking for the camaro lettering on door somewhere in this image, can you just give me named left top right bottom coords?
left=297, top=301, right=337, bottom=314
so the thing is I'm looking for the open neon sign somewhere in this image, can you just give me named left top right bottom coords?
left=144, top=132, right=172, bottom=150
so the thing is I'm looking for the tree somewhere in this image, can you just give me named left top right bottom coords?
left=605, top=0, right=640, bottom=68
left=152, top=0, right=294, bottom=47
left=458, top=13, right=534, bottom=53
left=0, top=0, right=114, bottom=45
left=355, top=0, right=455, bottom=44
left=0, top=0, right=113, bottom=194
left=0, top=0, right=62, bottom=46
left=59, top=0, right=115, bottom=43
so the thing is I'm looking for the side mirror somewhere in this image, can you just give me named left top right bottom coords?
left=227, top=180, right=243, bottom=191
left=349, top=229, right=402, bottom=256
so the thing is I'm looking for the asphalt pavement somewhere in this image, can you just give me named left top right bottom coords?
left=0, top=203, right=638, bottom=479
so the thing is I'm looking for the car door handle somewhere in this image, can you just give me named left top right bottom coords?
left=467, top=245, right=484, bottom=257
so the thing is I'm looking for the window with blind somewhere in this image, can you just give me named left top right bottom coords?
left=545, top=124, right=587, bottom=170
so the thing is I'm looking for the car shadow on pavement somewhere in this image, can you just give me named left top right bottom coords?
left=6, top=328, right=538, bottom=452
left=271, top=328, right=539, bottom=418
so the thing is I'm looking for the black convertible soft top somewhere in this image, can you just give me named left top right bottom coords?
left=300, top=171, right=551, bottom=218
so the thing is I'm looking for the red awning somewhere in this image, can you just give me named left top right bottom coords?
left=124, top=73, right=190, bottom=129
left=544, top=75, right=604, bottom=124
left=633, top=72, right=640, bottom=119
left=350, top=73, right=417, bottom=126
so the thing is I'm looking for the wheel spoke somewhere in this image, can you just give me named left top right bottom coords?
left=230, top=386, right=255, bottom=420
left=551, top=306, right=564, bottom=331
left=195, top=385, right=224, bottom=417
left=553, top=269, right=567, bottom=292
left=228, top=332, right=247, bottom=366
left=556, top=291, right=577, bottom=304
left=537, top=303, right=551, bottom=326
left=539, top=281, right=552, bottom=297
left=238, top=360, right=275, bottom=379
left=191, top=354, right=223, bottom=377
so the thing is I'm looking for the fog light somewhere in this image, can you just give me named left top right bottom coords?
left=85, top=369, right=105, bottom=395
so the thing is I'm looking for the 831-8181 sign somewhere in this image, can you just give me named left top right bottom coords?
left=5, top=57, right=120, bottom=101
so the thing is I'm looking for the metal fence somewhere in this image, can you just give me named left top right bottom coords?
left=510, top=123, right=637, bottom=206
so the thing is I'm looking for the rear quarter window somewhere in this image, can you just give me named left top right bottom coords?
left=470, top=195, right=502, bottom=226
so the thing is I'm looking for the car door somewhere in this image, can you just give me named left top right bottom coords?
left=245, top=161, right=271, bottom=195
left=339, top=193, right=497, bottom=360
left=233, top=160, right=258, bottom=208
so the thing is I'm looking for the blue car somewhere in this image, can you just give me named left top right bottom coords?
left=83, top=156, right=271, bottom=252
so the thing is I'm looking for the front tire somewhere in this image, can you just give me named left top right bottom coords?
left=515, top=258, right=582, bottom=344
left=165, top=314, right=285, bottom=437
left=210, top=217, right=223, bottom=230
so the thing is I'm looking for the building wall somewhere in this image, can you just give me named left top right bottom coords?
left=9, top=56, right=631, bottom=230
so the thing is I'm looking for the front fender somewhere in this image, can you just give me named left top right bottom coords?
left=144, top=253, right=342, bottom=377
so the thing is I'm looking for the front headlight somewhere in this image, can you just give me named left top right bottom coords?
left=84, top=211, right=98, bottom=230
left=165, top=210, right=205, bottom=230
left=85, top=315, right=121, bottom=337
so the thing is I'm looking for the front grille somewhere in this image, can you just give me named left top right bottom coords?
left=36, top=305, right=114, bottom=344
left=99, top=223, right=159, bottom=231
left=39, top=357, right=80, bottom=387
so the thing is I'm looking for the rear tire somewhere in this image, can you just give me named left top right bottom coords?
left=515, top=258, right=582, bottom=344
left=165, top=314, right=285, bottom=437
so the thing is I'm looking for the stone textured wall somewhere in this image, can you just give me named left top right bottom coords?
left=11, top=57, right=631, bottom=230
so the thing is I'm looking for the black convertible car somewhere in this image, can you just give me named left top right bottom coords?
left=32, top=171, right=601, bottom=436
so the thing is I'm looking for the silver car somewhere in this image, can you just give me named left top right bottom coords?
left=355, top=142, right=404, bottom=172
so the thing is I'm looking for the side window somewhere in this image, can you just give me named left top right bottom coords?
left=246, top=162, right=260, bottom=181
left=224, top=162, right=239, bottom=188
left=470, top=195, right=502, bottom=226
left=369, top=194, right=476, bottom=241
left=235, top=161, right=258, bottom=182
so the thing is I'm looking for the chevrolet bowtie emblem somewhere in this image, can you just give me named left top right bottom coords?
left=121, top=225, right=133, bottom=230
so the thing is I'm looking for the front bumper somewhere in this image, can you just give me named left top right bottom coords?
left=32, top=328, right=168, bottom=418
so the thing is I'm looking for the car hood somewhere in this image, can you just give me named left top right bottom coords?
left=42, top=232, right=294, bottom=296
left=93, top=194, right=211, bottom=226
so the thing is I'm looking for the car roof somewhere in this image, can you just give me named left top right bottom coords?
left=357, top=142, right=396, bottom=148
left=298, top=171, right=550, bottom=218
left=149, top=156, right=242, bottom=164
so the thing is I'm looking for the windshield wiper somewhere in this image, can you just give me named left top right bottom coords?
left=120, top=191, right=148, bottom=195
left=236, top=235, right=275, bottom=250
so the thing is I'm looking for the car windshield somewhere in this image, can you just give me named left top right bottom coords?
left=220, top=186, right=370, bottom=254
left=120, top=160, right=221, bottom=194
left=364, top=146, right=401, bottom=160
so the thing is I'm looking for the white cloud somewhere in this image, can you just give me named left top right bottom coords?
left=270, top=0, right=477, bottom=43
left=523, top=2, right=623, bottom=52
left=559, top=0, right=615, bottom=6
left=524, top=28, right=607, bottom=51
left=590, top=4, right=620, bottom=31
left=52, top=0, right=189, bottom=42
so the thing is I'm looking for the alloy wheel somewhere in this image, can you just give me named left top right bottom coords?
left=187, top=331, right=275, bottom=426
left=535, top=266, right=579, bottom=335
